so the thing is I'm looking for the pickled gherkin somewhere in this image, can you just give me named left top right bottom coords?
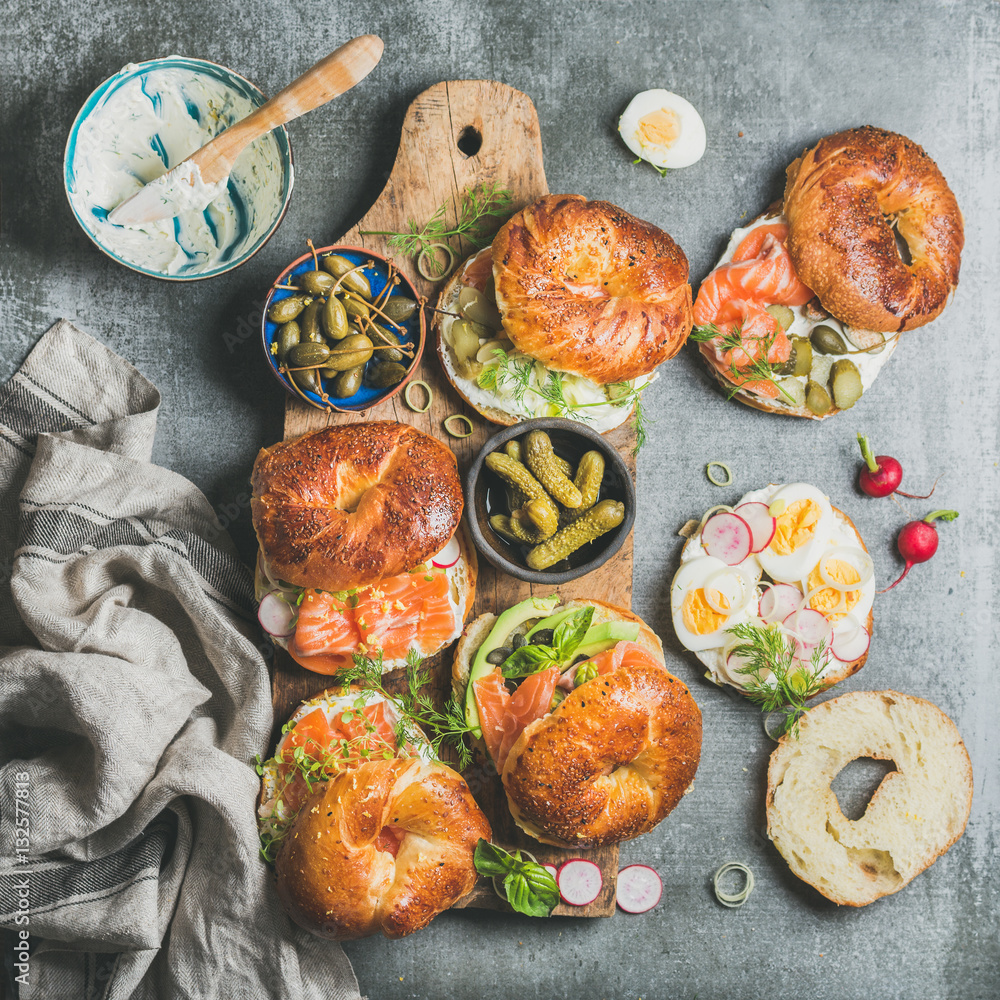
left=525, top=500, right=625, bottom=571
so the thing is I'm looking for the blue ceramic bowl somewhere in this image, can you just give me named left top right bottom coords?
left=64, top=56, right=293, bottom=280
left=261, top=245, right=426, bottom=412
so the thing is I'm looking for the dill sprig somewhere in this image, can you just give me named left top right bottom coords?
left=690, top=322, right=794, bottom=403
left=360, top=182, right=514, bottom=259
left=727, top=621, right=827, bottom=738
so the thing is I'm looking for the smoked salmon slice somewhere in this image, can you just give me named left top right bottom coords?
left=578, top=640, right=663, bottom=677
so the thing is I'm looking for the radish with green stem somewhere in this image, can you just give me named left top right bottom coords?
left=879, top=510, right=959, bottom=593
left=857, top=434, right=938, bottom=499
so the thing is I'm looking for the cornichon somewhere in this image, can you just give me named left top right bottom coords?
left=518, top=498, right=558, bottom=539
left=573, top=451, right=604, bottom=510
left=829, top=359, right=863, bottom=410
left=526, top=500, right=625, bottom=571
left=524, top=431, right=583, bottom=508
left=485, top=452, right=559, bottom=523
left=464, top=595, right=560, bottom=735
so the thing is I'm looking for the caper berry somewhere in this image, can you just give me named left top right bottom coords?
left=331, top=366, right=364, bottom=398
left=381, top=296, right=418, bottom=323
left=298, top=269, right=336, bottom=296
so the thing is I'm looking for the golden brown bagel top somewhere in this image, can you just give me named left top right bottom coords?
left=251, top=421, right=463, bottom=593
left=492, top=194, right=693, bottom=384
left=783, top=126, right=963, bottom=332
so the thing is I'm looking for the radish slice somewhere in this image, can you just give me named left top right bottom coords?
left=783, top=608, right=832, bottom=647
left=258, top=592, right=296, bottom=638
left=701, top=512, right=753, bottom=566
left=543, top=864, right=558, bottom=879
left=430, top=535, right=461, bottom=569
left=723, top=648, right=755, bottom=686
left=734, top=502, right=777, bottom=553
left=616, top=865, right=662, bottom=914
left=831, top=620, right=871, bottom=662
left=758, top=583, right=802, bottom=624
left=557, top=859, right=603, bottom=906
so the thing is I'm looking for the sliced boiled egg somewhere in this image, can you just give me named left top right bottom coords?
left=619, top=89, right=707, bottom=170
left=756, top=484, right=835, bottom=583
left=671, top=556, right=757, bottom=651
left=802, top=546, right=875, bottom=630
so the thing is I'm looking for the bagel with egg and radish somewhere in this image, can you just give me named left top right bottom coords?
left=436, top=194, right=693, bottom=431
left=258, top=688, right=491, bottom=939
left=452, top=595, right=702, bottom=848
left=671, top=483, right=875, bottom=695
left=693, top=126, right=963, bottom=418
left=251, top=421, right=476, bottom=675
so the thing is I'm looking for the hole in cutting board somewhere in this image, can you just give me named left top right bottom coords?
left=457, top=126, right=483, bottom=157
left=831, top=757, right=897, bottom=821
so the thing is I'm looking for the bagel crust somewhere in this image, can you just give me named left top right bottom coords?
left=251, top=421, right=463, bottom=593
left=502, top=656, right=702, bottom=848
left=493, top=194, right=693, bottom=384
left=766, top=691, right=973, bottom=907
left=784, top=126, right=963, bottom=333
left=275, top=757, right=491, bottom=939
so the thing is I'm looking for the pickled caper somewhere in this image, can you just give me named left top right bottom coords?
left=275, top=321, right=300, bottom=362
left=810, top=324, right=848, bottom=355
left=777, top=336, right=812, bottom=377
left=322, top=294, right=350, bottom=341
left=298, top=269, right=336, bottom=296
left=291, top=366, right=321, bottom=394
left=366, top=362, right=407, bottom=389
left=573, top=451, right=605, bottom=509
left=320, top=254, right=372, bottom=299
left=288, top=342, right=331, bottom=368
left=332, top=366, right=364, bottom=398
left=829, top=359, right=863, bottom=410
left=324, top=333, right=373, bottom=372
left=524, top=431, right=583, bottom=508
left=381, top=297, right=418, bottom=323
left=486, top=647, right=513, bottom=665
left=299, top=300, right=323, bottom=343
left=268, top=294, right=311, bottom=324
left=342, top=295, right=370, bottom=322
left=526, top=500, right=625, bottom=571
left=368, top=324, right=404, bottom=363
left=805, top=380, right=833, bottom=416
left=765, top=304, right=795, bottom=331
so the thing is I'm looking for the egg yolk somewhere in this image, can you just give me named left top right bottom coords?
left=682, top=588, right=730, bottom=635
left=637, top=108, right=681, bottom=149
left=807, top=558, right=861, bottom=620
left=770, top=499, right=821, bottom=555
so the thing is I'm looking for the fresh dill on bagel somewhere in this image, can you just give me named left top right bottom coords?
left=435, top=194, right=693, bottom=441
left=692, top=126, right=963, bottom=418
left=250, top=421, right=476, bottom=674
left=452, top=595, right=702, bottom=848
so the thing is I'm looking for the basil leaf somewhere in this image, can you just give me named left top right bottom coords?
left=551, top=606, right=594, bottom=662
left=501, top=644, right=557, bottom=678
left=473, top=838, right=513, bottom=878
left=503, top=869, right=556, bottom=918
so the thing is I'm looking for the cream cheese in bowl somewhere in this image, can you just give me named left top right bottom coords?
left=64, top=57, right=293, bottom=279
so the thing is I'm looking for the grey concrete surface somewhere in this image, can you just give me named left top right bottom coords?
left=2, top=1, right=998, bottom=998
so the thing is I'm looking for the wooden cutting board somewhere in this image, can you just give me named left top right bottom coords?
left=271, top=79, right=636, bottom=917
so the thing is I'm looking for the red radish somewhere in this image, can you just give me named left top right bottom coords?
left=857, top=434, right=937, bottom=499
left=556, top=859, right=603, bottom=906
left=616, top=865, right=663, bottom=914
left=734, top=502, right=777, bottom=553
left=783, top=608, right=833, bottom=659
left=430, top=535, right=461, bottom=569
left=758, top=583, right=802, bottom=624
left=701, top=512, right=753, bottom=566
left=831, top=622, right=871, bottom=662
left=879, top=510, right=959, bottom=593
left=258, top=592, right=296, bottom=638
left=543, top=864, right=558, bottom=879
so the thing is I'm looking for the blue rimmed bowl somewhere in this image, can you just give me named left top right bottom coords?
left=64, top=56, right=293, bottom=280
left=261, top=245, right=426, bottom=412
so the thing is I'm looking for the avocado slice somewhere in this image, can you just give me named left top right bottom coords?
left=524, top=606, right=579, bottom=639
left=464, top=595, right=560, bottom=737
left=571, top=621, right=640, bottom=661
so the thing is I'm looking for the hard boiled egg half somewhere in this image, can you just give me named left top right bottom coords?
left=619, top=89, right=707, bottom=170
left=671, top=556, right=758, bottom=651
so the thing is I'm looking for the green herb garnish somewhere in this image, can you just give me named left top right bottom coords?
left=501, top=606, right=594, bottom=678
left=633, top=156, right=669, bottom=178
left=473, top=839, right=559, bottom=918
left=690, top=322, right=794, bottom=403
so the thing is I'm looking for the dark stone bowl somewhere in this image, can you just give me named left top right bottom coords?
left=464, top=418, right=636, bottom=585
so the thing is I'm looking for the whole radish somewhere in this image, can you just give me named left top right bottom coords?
left=879, top=510, right=959, bottom=593
left=857, top=434, right=938, bottom=499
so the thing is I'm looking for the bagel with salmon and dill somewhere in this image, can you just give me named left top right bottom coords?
left=692, top=126, right=963, bottom=418
left=251, top=421, right=476, bottom=675
left=452, top=595, right=702, bottom=848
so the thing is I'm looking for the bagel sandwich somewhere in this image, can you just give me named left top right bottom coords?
left=436, top=194, right=693, bottom=432
left=258, top=687, right=491, bottom=939
left=693, top=126, right=963, bottom=418
left=671, top=483, right=874, bottom=700
left=251, top=421, right=477, bottom=675
left=452, top=594, right=702, bottom=848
